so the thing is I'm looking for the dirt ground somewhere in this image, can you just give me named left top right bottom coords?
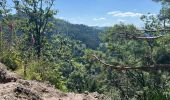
left=0, top=63, right=110, bottom=100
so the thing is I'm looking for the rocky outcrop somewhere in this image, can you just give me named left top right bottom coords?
left=0, top=63, right=110, bottom=100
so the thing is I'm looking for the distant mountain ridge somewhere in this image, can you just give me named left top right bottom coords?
left=92, top=26, right=109, bottom=31
left=1, top=14, right=105, bottom=49
left=51, top=19, right=103, bottom=49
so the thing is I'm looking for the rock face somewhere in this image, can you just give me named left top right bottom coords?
left=0, top=63, right=110, bottom=100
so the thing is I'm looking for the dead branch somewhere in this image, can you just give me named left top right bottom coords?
left=135, top=35, right=163, bottom=40
left=92, top=54, right=170, bottom=71
left=117, top=28, right=170, bottom=40
left=119, top=32, right=163, bottom=40
left=92, top=54, right=114, bottom=67
left=137, top=29, right=170, bottom=32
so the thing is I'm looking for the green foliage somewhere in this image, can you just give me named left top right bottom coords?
left=98, top=20, right=170, bottom=99
left=14, top=0, right=56, bottom=58
left=1, top=0, right=170, bottom=99
left=0, top=51, right=22, bottom=70
left=141, top=14, right=162, bottom=30
left=25, top=60, right=67, bottom=91
left=51, top=19, right=101, bottom=49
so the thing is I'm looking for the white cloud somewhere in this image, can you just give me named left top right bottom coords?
left=148, top=13, right=157, bottom=16
left=57, top=16, right=65, bottom=19
left=107, top=11, right=143, bottom=17
left=93, top=17, right=106, bottom=21
left=117, top=19, right=126, bottom=22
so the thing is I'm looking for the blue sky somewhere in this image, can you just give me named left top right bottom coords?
left=54, top=0, right=162, bottom=27
left=7, top=0, right=162, bottom=27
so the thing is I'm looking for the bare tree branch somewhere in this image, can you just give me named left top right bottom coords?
left=117, top=29, right=170, bottom=40
left=119, top=32, right=163, bottom=40
left=92, top=54, right=114, bottom=67
left=135, top=35, right=163, bottom=39
left=137, top=29, right=170, bottom=32
left=92, top=54, right=170, bottom=71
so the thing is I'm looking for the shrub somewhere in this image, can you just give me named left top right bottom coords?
left=0, top=51, right=22, bottom=71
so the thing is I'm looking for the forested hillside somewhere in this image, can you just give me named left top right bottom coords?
left=1, top=0, right=170, bottom=100
left=50, top=19, right=102, bottom=49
